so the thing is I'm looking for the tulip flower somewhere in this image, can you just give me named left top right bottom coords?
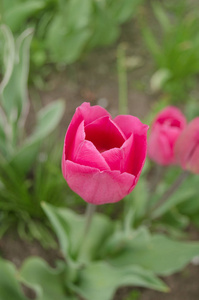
left=148, top=106, right=186, bottom=165
left=62, top=102, right=148, bottom=204
left=175, top=117, right=199, bottom=174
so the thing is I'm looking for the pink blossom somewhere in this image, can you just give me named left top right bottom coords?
left=175, top=117, right=199, bottom=174
left=148, top=106, right=186, bottom=166
left=62, top=102, right=148, bottom=204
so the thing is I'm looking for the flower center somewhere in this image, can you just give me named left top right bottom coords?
left=84, top=116, right=125, bottom=153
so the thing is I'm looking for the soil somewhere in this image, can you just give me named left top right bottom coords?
left=1, top=2, right=199, bottom=300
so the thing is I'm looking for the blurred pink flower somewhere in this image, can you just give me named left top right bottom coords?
left=148, top=106, right=186, bottom=166
left=175, top=117, right=199, bottom=174
left=62, top=102, right=148, bottom=205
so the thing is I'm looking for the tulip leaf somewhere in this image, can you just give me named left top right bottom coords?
left=124, top=176, right=149, bottom=226
left=30, top=100, right=65, bottom=142
left=101, top=227, right=150, bottom=257
left=0, top=26, right=33, bottom=124
left=107, top=0, right=143, bottom=24
left=63, top=0, right=92, bottom=30
left=0, top=114, right=7, bottom=156
left=8, top=140, right=40, bottom=176
left=46, top=14, right=91, bottom=64
left=109, top=233, right=199, bottom=276
left=8, top=100, right=65, bottom=176
left=152, top=175, right=198, bottom=218
left=46, top=0, right=92, bottom=63
left=70, top=261, right=168, bottom=300
left=20, top=257, right=77, bottom=300
left=5, top=1, right=45, bottom=32
left=152, top=1, right=171, bottom=32
left=0, top=259, right=28, bottom=300
left=152, top=188, right=196, bottom=219
left=42, top=203, right=113, bottom=263
left=86, top=3, right=119, bottom=50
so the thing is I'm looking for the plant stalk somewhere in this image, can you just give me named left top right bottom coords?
left=117, top=43, right=128, bottom=115
left=77, top=203, right=96, bottom=260
left=84, top=203, right=96, bottom=238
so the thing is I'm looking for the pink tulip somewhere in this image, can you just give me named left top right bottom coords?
left=148, top=106, right=186, bottom=166
left=62, top=102, right=148, bottom=205
left=175, top=117, right=199, bottom=174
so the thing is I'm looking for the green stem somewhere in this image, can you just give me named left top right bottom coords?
left=117, top=43, right=128, bottom=115
left=77, top=203, right=96, bottom=260
left=124, top=205, right=135, bottom=235
left=83, top=203, right=96, bottom=238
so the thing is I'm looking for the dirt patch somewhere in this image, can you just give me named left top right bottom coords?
left=0, top=231, right=61, bottom=268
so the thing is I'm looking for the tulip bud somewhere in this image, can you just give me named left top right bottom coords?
left=148, top=106, right=186, bottom=166
left=62, top=102, right=149, bottom=204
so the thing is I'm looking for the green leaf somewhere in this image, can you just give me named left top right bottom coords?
left=42, top=203, right=72, bottom=261
left=8, top=100, right=64, bottom=175
left=0, top=112, right=7, bottom=155
left=142, top=26, right=160, bottom=59
left=8, top=140, right=40, bottom=175
left=126, top=176, right=149, bottom=225
left=152, top=2, right=171, bottom=32
left=178, top=195, right=199, bottom=216
left=5, top=1, right=45, bottom=32
left=107, top=0, right=143, bottom=24
left=0, top=259, right=28, bottom=300
left=152, top=182, right=197, bottom=219
left=109, top=233, right=199, bottom=276
left=30, top=100, right=65, bottom=142
left=0, top=26, right=33, bottom=124
left=0, top=155, right=30, bottom=204
left=46, top=14, right=91, bottom=64
left=0, top=25, right=15, bottom=96
left=42, top=203, right=113, bottom=263
left=70, top=261, right=167, bottom=300
left=102, top=227, right=150, bottom=257
left=87, top=3, right=119, bottom=50
left=20, top=257, right=76, bottom=300
left=63, top=0, right=92, bottom=30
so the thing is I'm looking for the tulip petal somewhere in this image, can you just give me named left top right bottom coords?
left=175, top=117, right=199, bottom=173
left=148, top=106, right=186, bottom=166
left=63, top=160, right=136, bottom=205
left=77, top=102, right=110, bottom=125
left=120, top=134, right=135, bottom=174
left=188, top=146, right=199, bottom=174
left=64, top=120, right=85, bottom=161
left=148, top=123, right=181, bottom=165
left=114, top=115, right=149, bottom=139
left=148, top=126, right=172, bottom=165
left=102, top=148, right=122, bottom=171
left=85, top=116, right=126, bottom=152
left=154, top=106, right=186, bottom=129
left=63, top=102, right=110, bottom=159
left=74, top=140, right=110, bottom=171
left=102, top=135, right=135, bottom=173
left=114, top=115, right=148, bottom=177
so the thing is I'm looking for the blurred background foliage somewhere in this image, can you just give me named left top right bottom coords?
left=1, top=0, right=143, bottom=66
left=142, top=1, right=199, bottom=102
